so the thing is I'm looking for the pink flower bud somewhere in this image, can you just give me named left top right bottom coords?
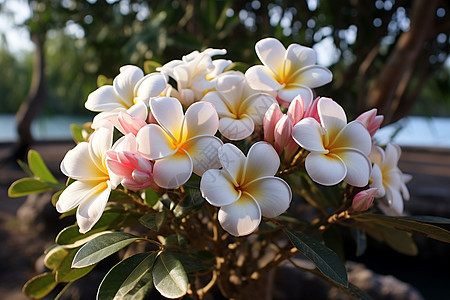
left=274, top=115, right=293, bottom=154
left=356, top=108, right=384, bottom=137
left=287, top=95, right=305, bottom=125
left=351, top=188, right=378, bottom=212
left=117, top=111, right=147, bottom=136
left=263, top=103, right=283, bottom=144
left=303, top=97, right=321, bottom=123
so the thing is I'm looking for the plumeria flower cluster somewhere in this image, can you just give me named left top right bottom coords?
left=56, top=37, right=411, bottom=237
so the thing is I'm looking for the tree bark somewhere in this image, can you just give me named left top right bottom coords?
left=366, top=0, right=439, bottom=124
left=12, top=32, right=46, bottom=160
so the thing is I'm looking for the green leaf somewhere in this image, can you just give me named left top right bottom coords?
left=56, top=247, right=96, bottom=282
left=72, top=232, right=142, bottom=268
left=143, top=188, right=159, bottom=206
left=97, top=252, right=157, bottom=300
left=152, top=252, right=188, bottom=298
left=23, top=272, right=58, bottom=299
left=17, top=159, right=33, bottom=177
left=354, top=213, right=450, bottom=243
left=285, top=229, right=348, bottom=287
left=70, top=123, right=93, bottom=144
left=400, top=215, right=450, bottom=224
left=44, top=246, right=69, bottom=270
left=351, top=228, right=367, bottom=257
left=8, top=177, right=51, bottom=197
left=139, top=211, right=167, bottom=231
left=121, top=272, right=154, bottom=300
left=97, top=74, right=113, bottom=87
left=166, top=249, right=214, bottom=273
left=143, top=60, right=162, bottom=74
left=51, top=190, right=62, bottom=206
left=28, top=150, right=58, bottom=183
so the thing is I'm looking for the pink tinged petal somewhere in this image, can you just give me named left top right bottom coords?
left=335, top=149, right=371, bottom=187
left=61, top=143, right=108, bottom=181
left=106, top=154, right=132, bottom=178
left=245, top=65, right=284, bottom=92
left=274, top=115, right=293, bottom=153
left=318, top=98, right=347, bottom=138
left=113, top=66, right=144, bottom=105
left=277, top=84, right=313, bottom=105
left=245, top=177, right=292, bottom=218
left=304, top=97, right=320, bottom=123
left=244, top=142, right=280, bottom=183
left=218, top=192, right=262, bottom=236
left=200, top=169, right=240, bottom=207
left=136, top=124, right=177, bottom=160
left=134, top=73, right=167, bottom=102
left=241, top=92, right=276, bottom=125
left=284, top=139, right=299, bottom=161
left=351, top=188, right=377, bottom=212
left=85, top=86, right=126, bottom=112
left=135, top=154, right=153, bottom=174
left=56, top=181, right=93, bottom=213
left=183, top=136, right=223, bottom=175
left=292, top=118, right=327, bottom=153
left=255, top=37, right=286, bottom=78
left=287, top=96, right=305, bottom=124
left=356, top=109, right=384, bottom=137
left=117, top=111, right=147, bottom=135
left=202, top=91, right=234, bottom=118
left=218, top=143, right=246, bottom=186
left=331, top=121, right=372, bottom=155
left=77, top=181, right=112, bottom=233
left=149, top=97, right=184, bottom=142
left=91, top=110, right=122, bottom=130
left=305, top=153, right=347, bottom=186
left=132, top=170, right=151, bottom=183
left=289, top=65, right=332, bottom=88
left=182, top=102, right=219, bottom=140
left=263, top=103, right=283, bottom=144
left=219, top=116, right=254, bottom=141
left=152, top=150, right=193, bottom=189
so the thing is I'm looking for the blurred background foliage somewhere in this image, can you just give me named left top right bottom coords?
left=0, top=0, right=449, bottom=120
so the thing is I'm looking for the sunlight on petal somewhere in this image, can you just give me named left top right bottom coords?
left=183, top=136, right=223, bottom=175
left=152, top=150, right=193, bottom=189
left=149, top=97, right=184, bottom=141
left=201, top=169, right=240, bottom=207
left=292, top=118, right=327, bottom=153
left=245, top=65, right=284, bottom=91
left=85, top=86, right=125, bottom=112
left=244, top=142, right=280, bottom=183
left=136, top=124, right=177, bottom=160
left=218, top=143, right=246, bottom=186
left=305, top=153, right=347, bottom=186
left=182, top=102, right=219, bottom=140
left=255, top=37, right=285, bottom=77
left=337, top=149, right=371, bottom=187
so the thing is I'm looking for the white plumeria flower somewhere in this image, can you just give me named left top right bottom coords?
left=200, top=142, right=292, bottom=236
left=292, top=98, right=372, bottom=187
left=245, top=37, right=332, bottom=107
left=56, top=126, right=121, bottom=233
left=369, top=143, right=411, bottom=216
left=202, top=71, right=276, bottom=140
left=85, top=65, right=166, bottom=128
left=159, top=48, right=231, bottom=107
left=136, top=97, right=223, bottom=189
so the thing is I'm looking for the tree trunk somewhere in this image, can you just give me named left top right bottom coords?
left=12, top=32, right=46, bottom=160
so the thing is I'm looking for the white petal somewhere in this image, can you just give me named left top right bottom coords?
left=152, top=150, right=193, bottom=189
left=219, top=116, right=254, bottom=141
left=218, top=143, right=246, bottom=185
left=134, top=73, right=167, bottom=102
left=218, top=192, right=261, bottom=236
left=284, top=44, right=316, bottom=76
left=292, top=118, right=327, bottom=153
left=112, top=133, right=138, bottom=153
left=136, top=124, right=177, bottom=160
left=255, top=37, right=285, bottom=77
left=200, top=169, right=240, bottom=207
left=369, top=145, right=384, bottom=166
left=56, top=181, right=92, bottom=213
left=149, top=97, right=184, bottom=142
left=370, top=164, right=386, bottom=197
left=89, top=127, right=113, bottom=172
left=245, top=177, right=291, bottom=218
left=91, top=109, right=122, bottom=130
left=332, top=121, right=372, bottom=155
left=290, top=65, right=332, bottom=88
left=113, top=66, right=144, bottom=105
left=318, top=98, right=347, bottom=137
left=127, top=101, right=148, bottom=121
left=61, top=142, right=108, bottom=181
left=241, top=92, right=277, bottom=125
left=182, top=102, right=219, bottom=140
left=383, top=186, right=404, bottom=216
left=278, top=84, right=313, bottom=105
left=384, top=143, right=401, bottom=167
left=245, top=65, right=284, bottom=91
left=183, top=136, right=223, bottom=175
left=336, top=149, right=371, bottom=187
left=76, top=182, right=112, bottom=233
left=244, top=142, right=280, bottom=183
left=202, top=91, right=234, bottom=117
left=85, top=86, right=126, bottom=112
left=215, top=72, right=246, bottom=108
left=305, top=153, right=347, bottom=186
